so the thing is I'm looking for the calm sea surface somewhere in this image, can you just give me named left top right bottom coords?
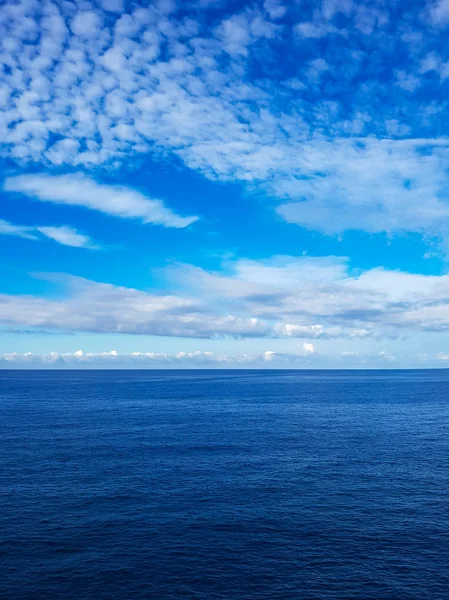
left=1, top=369, right=449, bottom=599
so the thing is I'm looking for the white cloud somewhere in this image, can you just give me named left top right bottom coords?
left=36, top=226, right=97, bottom=249
left=4, top=174, right=198, bottom=228
left=215, top=14, right=252, bottom=55
left=0, top=218, right=97, bottom=248
left=0, top=348, right=313, bottom=368
left=0, top=274, right=271, bottom=339
left=0, top=0, right=448, bottom=247
left=70, top=11, right=103, bottom=37
left=262, top=350, right=275, bottom=361
left=100, top=0, right=125, bottom=13
left=163, top=254, right=449, bottom=335
left=396, top=70, right=421, bottom=92
left=2, top=345, right=435, bottom=369
left=378, top=350, right=396, bottom=362
left=274, top=323, right=325, bottom=337
left=429, top=0, right=449, bottom=25
left=303, top=341, right=315, bottom=355
left=1, top=254, right=449, bottom=341
left=264, top=0, right=287, bottom=20
left=214, top=10, right=279, bottom=55
left=274, top=138, right=449, bottom=240
left=0, top=218, right=37, bottom=240
left=167, top=255, right=350, bottom=299
left=295, top=21, right=338, bottom=38
left=273, top=323, right=372, bottom=339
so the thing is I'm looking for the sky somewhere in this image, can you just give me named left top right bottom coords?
left=2, top=0, right=449, bottom=368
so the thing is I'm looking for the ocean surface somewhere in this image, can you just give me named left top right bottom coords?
left=1, top=369, right=449, bottom=599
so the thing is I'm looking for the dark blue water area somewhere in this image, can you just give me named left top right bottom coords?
left=1, top=369, right=449, bottom=599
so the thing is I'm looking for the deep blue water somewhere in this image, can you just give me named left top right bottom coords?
left=1, top=369, right=449, bottom=599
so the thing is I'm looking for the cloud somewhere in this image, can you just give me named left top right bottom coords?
left=0, top=274, right=271, bottom=339
left=1, top=346, right=436, bottom=369
left=36, top=225, right=98, bottom=249
left=1, top=0, right=449, bottom=245
left=0, top=348, right=317, bottom=368
left=274, top=138, right=449, bottom=241
left=429, top=0, right=449, bottom=25
left=2, top=254, right=449, bottom=340
left=70, top=11, right=103, bottom=37
left=273, top=323, right=372, bottom=339
left=164, top=254, right=449, bottom=335
left=303, top=341, right=315, bottom=355
left=263, top=0, right=287, bottom=20
left=295, top=20, right=338, bottom=39
left=339, top=349, right=401, bottom=365
left=0, top=218, right=37, bottom=240
left=99, top=0, right=125, bottom=13
left=378, top=350, right=396, bottom=362
left=214, top=10, right=280, bottom=56
left=262, top=350, right=275, bottom=361
left=0, top=218, right=97, bottom=248
left=4, top=174, right=198, bottom=228
left=167, top=255, right=350, bottom=298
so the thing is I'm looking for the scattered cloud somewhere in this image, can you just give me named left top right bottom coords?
left=99, top=0, right=125, bottom=13
left=4, top=174, right=198, bottom=228
left=0, top=218, right=37, bottom=240
left=263, top=0, right=287, bottom=20
left=0, top=346, right=439, bottom=369
left=429, top=0, right=449, bottom=26
left=274, top=139, right=449, bottom=242
left=1, top=0, right=449, bottom=245
left=36, top=225, right=98, bottom=249
left=3, top=0, right=449, bottom=366
left=0, top=348, right=315, bottom=368
left=0, top=218, right=97, bottom=248
left=378, top=350, right=396, bottom=362
left=303, top=341, right=315, bottom=355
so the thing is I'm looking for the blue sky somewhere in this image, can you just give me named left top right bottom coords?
left=2, top=0, right=449, bottom=368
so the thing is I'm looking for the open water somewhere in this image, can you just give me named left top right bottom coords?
left=1, top=369, right=448, bottom=599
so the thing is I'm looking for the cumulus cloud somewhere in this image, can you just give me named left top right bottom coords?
left=4, top=174, right=198, bottom=228
left=303, top=341, right=315, bottom=355
left=0, top=348, right=316, bottom=368
left=0, top=218, right=97, bottom=248
left=2, top=346, right=433, bottom=369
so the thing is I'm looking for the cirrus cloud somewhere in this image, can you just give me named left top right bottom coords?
left=0, top=218, right=98, bottom=248
left=4, top=173, right=198, bottom=228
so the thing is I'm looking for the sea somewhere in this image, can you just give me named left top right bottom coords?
left=1, top=369, right=449, bottom=599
